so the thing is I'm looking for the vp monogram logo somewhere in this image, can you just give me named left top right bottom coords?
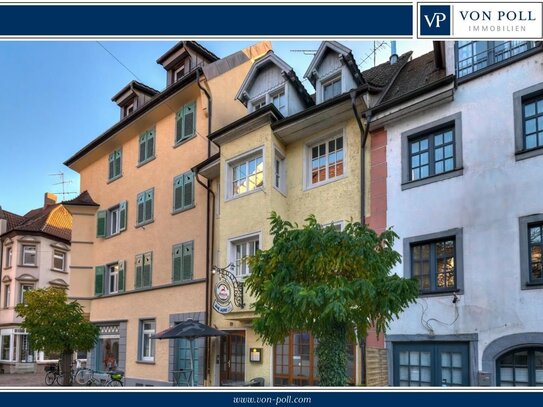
left=420, top=5, right=451, bottom=36
left=424, top=12, right=448, bottom=28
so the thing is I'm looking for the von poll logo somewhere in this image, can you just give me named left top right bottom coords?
left=420, top=5, right=451, bottom=36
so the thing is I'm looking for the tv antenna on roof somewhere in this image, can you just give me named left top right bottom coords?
left=49, top=172, right=78, bottom=199
left=290, top=49, right=317, bottom=56
left=358, top=41, right=390, bottom=69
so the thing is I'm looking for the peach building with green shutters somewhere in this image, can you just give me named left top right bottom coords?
left=64, top=41, right=271, bottom=386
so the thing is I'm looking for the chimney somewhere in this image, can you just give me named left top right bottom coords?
left=390, top=40, right=398, bottom=65
left=44, top=192, right=58, bottom=207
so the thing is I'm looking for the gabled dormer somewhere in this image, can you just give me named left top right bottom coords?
left=304, top=41, right=365, bottom=104
left=111, top=81, right=159, bottom=120
left=236, top=51, right=313, bottom=117
left=156, top=41, right=219, bottom=86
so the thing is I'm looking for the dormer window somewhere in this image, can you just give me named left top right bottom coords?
left=174, top=64, right=186, bottom=82
left=123, top=101, right=135, bottom=118
left=271, top=90, right=286, bottom=115
left=250, top=87, right=287, bottom=115
left=323, top=75, right=342, bottom=101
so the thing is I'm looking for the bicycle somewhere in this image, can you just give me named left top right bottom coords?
left=45, top=359, right=92, bottom=386
left=81, top=369, right=124, bottom=387
left=44, top=362, right=61, bottom=386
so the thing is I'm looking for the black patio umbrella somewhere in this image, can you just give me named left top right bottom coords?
left=152, top=319, right=227, bottom=386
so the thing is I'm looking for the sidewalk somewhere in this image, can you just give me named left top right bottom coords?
left=0, top=371, right=48, bottom=387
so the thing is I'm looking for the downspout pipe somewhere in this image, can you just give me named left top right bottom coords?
left=350, top=90, right=372, bottom=386
left=196, top=69, right=213, bottom=383
left=350, top=90, right=372, bottom=226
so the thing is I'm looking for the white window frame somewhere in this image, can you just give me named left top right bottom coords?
left=140, top=320, right=155, bottom=362
left=21, top=245, right=37, bottom=267
left=249, top=85, right=288, bottom=115
left=304, top=128, right=347, bottom=190
left=321, top=72, right=343, bottom=102
left=52, top=250, right=65, bottom=272
left=109, top=206, right=121, bottom=236
left=174, top=64, right=186, bottom=82
left=225, top=146, right=265, bottom=201
left=271, top=89, right=287, bottom=115
left=108, top=263, right=119, bottom=295
left=19, top=284, right=33, bottom=304
left=123, top=100, right=136, bottom=117
left=5, top=246, right=12, bottom=268
left=4, top=284, right=10, bottom=308
left=228, top=232, right=261, bottom=278
left=273, top=147, right=286, bottom=195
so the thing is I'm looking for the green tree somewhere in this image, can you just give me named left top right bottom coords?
left=15, top=287, right=98, bottom=386
left=246, top=213, right=419, bottom=386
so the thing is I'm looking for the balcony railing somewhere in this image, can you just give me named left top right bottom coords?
left=456, top=41, right=537, bottom=78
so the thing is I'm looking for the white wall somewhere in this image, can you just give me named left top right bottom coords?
left=386, top=43, right=543, bottom=370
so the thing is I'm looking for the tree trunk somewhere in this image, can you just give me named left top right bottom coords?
left=61, top=350, right=73, bottom=386
left=316, top=322, right=348, bottom=386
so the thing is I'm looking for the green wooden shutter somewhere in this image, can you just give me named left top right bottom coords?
left=146, top=129, right=155, bottom=159
left=183, top=172, right=194, bottom=208
left=119, top=201, right=127, bottom=231
left=183, top=102, right=195, bottom=140
left=94, top=266, right=105, bottom=296
left=172, top=245, right=182, bottom=282
left=182, top=242, right=194, bottom=281
left=173, top=175, right=183, bottom=211
left=96, top=210, right=107, bottom=238
left=108, top=153, right=115, bottom=180
left=144, top=189, right=153, bottom=222
left=176, top=110, right=184, bottom=144
left=143, top=252, right=152, bottom=287
left=118, top=261, right=125, bottom=293
left=139, top=134, right=147, bottom=163
left=137, top=192, right=145, bottom=224
left=115, top=149, right=122, bottom=177
left=135, top=255, right=143, bottom=289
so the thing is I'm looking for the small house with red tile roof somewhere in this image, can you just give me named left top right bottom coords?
left=0, top=193, right=72, bottom=374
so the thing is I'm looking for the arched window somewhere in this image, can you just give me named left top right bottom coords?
left=497, top=348, right=543, bottom=386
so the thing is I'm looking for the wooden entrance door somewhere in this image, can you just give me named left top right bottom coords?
left=220, top=331, right=246, bottom=384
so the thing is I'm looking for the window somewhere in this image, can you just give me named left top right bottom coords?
left=173, top=172, right=194, bottom=213
left=309, top=134, right=344, bottom=186
left=519, top=215, right=543, bottom=289
left=138, top=128, right=155, bottom=165
left=139, top=320, right=156, bottom=362
left=96, top=201, right=127, bottom=238
left=136, top=189, right=154, bottom=226
left=52, top=250, right=65, bottom=271
left=252, top=98, right=266, bottom=111
left=522, top=94, right=543, bottom=151
left=19, top=284, right=33, bottom=304
left=230, top=153, right=264, bottom=198
left=22, top=245, right=36, bottom=266
left=404, top=229, right=463, bottom=295
left=497, top=347, right=543, bottom=386
left=172, top=241, right=194, bottom=282
left=135, top=252, right=152, bottom=289
left=175, top=101, right=196, bottom=145
left=323, top=76, right=342, bottom=101
left=1, top=335, right=10, bottom=360
left=401, top=113, right=463, bottom=189
left=231, top=236, right=259, bottom=277
left=393, top=342, right=470, bottom=386
left=409, top=127, right=455, bottom=181
left=514, top=83, right=543, bottom=160
left=274, top=149, right=286, bottom=193
left=94, top=262, right=125, bottom=296
left=456, top=41, right=536, bottom=78
left=274, top=332, right=355, bottom=386
left=108, top=148, right=122, bottom=181
left=3, top=285, right=10, bottom=308
left=272, top=91, right=286, bottom=115
left=174, top=65, right=185, bottom=82
left=5, top=247, right=12, bottom=268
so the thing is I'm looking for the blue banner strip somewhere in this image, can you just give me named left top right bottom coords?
left=0, top=5, right=412, bottom=36
left=0, top=391, right=542, bottom=405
